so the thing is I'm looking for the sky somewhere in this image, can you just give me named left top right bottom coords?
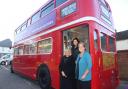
left=0, top=0, right=128, bottom=41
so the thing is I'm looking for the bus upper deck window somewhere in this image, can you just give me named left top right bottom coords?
left=27, top=19, right=31, bottom=27
left=56, top=0, right=67, bottom=7
left=41, top=2, right=54, bottom=18
left=31, top=11, right=40, bottom=24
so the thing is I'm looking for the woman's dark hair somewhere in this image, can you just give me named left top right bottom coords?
left=72, top=38, right=80, bottom=44
left=72, top=38, right=80, bottom=46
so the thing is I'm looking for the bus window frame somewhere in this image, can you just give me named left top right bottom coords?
left=41, top=0, right=55, bottom=18
left=16, top=26, right=21, bottom=35
left=94, top=29, right=100, bottom=51
left=24, top=45, right=30, bottom=55
left=99, top=1, right=112, bottom=25
left=108, top=36, right=116, bottom=53
left=27, top=18, right=31, bottom=27
left=24, top=43, right=38, bottom=55
left=37, top=37, right=53, bottom=55
left=56, top=0, right=68, bottom=7
left=62, top=24, right=90, bottom=55
left=100, top=32, right=108, bottom=52
left=31, top=10, right=41, bottom=24
left=21, top=21, right=27, bottom=31
left=14, top=45, right=24, bottom=56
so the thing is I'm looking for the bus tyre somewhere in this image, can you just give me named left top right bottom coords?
left=10, top=63, right=14, bottom=73
left=37, top=65, right=51, bottom=89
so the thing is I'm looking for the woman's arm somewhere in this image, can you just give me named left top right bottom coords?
left=81, top=69, right=89, bottom=80
left=59, top=57, right=64, bottom=72
left=59, top=57, right=67, bottom=78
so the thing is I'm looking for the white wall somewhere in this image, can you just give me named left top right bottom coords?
left=116, top=39, right=128, bottom=51
left=0, top=47, right=13, bottom=54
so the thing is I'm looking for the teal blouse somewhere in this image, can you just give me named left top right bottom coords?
left=76, top=51, right=92, bottom=81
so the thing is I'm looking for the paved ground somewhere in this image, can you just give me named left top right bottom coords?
left=0, top=65, right=41, bottom=89
left=0, top=65, right=128, bottom=89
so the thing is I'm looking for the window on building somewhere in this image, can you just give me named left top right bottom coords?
left=38, top=38, right=52, bottom=54
left=56, top=0, right=67, bottom=7
left=94, top=30, right=98, bottom=50
left=41, top=1, right=54, bottom=18
left=100, top=33, right=107, bottom=51
left=109, top=37, right=115, bottom=52
left=31, top=11, right=40, bottom=24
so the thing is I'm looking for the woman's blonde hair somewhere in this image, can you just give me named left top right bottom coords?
left=79, top=42, right=86, bottom=48
left=64, top=49, right=72, bottom=56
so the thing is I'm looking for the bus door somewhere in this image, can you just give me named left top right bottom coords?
left=62, top=24, right=90, bottom=84
left=92, top=30, right=102, bottom=89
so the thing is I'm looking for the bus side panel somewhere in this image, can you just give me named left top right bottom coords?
left=49, top=31, right=62, bottom=89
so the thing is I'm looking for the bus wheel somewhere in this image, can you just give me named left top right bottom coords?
left=10, top=63, right=14, bottom=73
left=37, top=65, right=51, bottom=89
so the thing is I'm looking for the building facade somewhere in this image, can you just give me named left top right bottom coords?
left=116, top=30, right=128, bottom=80
left=0, top=39, right=13, bottom=58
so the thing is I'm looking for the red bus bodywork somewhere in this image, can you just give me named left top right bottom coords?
left=13, top=0, right=119, bottom=89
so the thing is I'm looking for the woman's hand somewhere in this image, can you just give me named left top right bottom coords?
left=61, top=71, right=67, bottom=78
left=81, top=74, right=86, bottom=80
left=81, top=69, right=89, bottom=80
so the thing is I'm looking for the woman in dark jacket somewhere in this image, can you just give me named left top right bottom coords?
left=59, top=49, right=74, bottom=89
left=71, top=38, right=80, bottom=89
left=71, top=38, right=80, bottom=60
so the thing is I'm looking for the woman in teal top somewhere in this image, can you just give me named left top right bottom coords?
left=76, top=42, right=92, bottom=89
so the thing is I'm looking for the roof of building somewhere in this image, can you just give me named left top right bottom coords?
left=116, top=30, right=128, bottom=41
left=0, top=39, right=12, bottom=47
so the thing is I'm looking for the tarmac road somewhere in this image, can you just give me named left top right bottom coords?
left=0, top=65, right=41, bottom=89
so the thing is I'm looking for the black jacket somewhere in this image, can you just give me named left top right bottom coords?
left=71, top=46, right=79, bottom=60
left=59, top=56, right=75, bottom=79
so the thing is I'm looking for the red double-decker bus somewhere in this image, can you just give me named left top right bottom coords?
left=11, top=0, right=119, bottom=89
